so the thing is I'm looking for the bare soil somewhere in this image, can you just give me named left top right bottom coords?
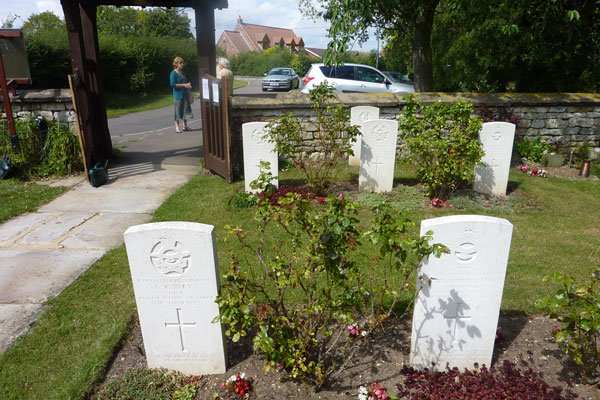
left=520, top=160, right=599, bottom=181
left=100, top=316, right=599, bottom=399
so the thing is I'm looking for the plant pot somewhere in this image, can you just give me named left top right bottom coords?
left=541, top=152, right=564, bottom=167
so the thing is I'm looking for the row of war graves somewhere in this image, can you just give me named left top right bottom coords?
left=243, top=106, right=515, bottom=197
left=123, top=105, right=516, bottom=376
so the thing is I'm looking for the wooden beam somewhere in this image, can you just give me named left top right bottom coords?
left=93, top=0, right=228, bottom=9
left=196, top=4, right=216, bottom=78
left=61, top=0, right=96, bottom=167
left=0, top=30, right=23, bottom=38
left=80, top=0, right=112, bottom=160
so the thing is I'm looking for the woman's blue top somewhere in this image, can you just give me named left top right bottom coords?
left=170, top=70, right=187, bottom=100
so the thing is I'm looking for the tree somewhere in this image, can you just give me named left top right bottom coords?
left=302, top=0, right=597, bottom=92
left=140, top=8, right=193, bottom=39
left=429, top=0, right=599, bottom=92
left=1, top=14, right=18, bottom=29
left=300, top=0, right=439, bottom=92
left=22, top=12, right=65, bottom=36
left=97, top=6, right=192, bottom=39
left=97, top=6, right=141, bottom=36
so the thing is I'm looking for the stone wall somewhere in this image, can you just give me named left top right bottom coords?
left=0, top=89, right=77, bottom=131
left=230, top=91, right=600, bottom=176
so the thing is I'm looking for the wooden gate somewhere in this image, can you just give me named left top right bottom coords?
left=200, top=75, right=231, bottom=182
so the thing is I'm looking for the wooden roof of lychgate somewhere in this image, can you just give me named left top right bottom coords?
left=77, top=0, right=228, bottom=9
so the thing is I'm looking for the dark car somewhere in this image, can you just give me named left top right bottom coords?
left=262, top=68, right=299, bottom=92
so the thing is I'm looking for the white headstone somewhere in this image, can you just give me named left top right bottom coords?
left=243, top=122, right=278, bottom=193
left=410, top=215, right=513, bottom=371
left=349, top=106, right=380, bottom=166
left=359, top=119, right=398, bottom=193
left=124, top=222, right=226, bottom=375
left=473, top=122, right=515, bottom=196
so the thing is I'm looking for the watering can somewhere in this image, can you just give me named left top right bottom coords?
left=89, top=160, right=109, bottom=187
left=0, top=151, right=13, bottom=180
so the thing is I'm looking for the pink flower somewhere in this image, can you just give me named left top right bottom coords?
left=431, top=198, right=443, bottom=208
left=348, top=324, right=358, bottom=338
left=519, top=165, right=528, bottom=172
left=338, top=193, right=344, bottom=200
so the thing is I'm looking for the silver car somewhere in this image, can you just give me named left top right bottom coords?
left=301, top=63, right=415, bottom=94
left=262, top=68, right=299, bottom=92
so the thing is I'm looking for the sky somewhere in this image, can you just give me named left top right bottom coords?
left=0, top=0, right=380, bottom=51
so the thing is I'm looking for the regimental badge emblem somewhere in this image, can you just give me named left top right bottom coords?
left=492, top=131, right=502, bottom=141
left=451, top=229, right=482, bottom=268
left=359, top=111, right=371, bottom=122
left=372, top=125, right=389, bottom=141
left=251, top=128, right=266, bottom=145
left=150, top=239, right=191, bottom=275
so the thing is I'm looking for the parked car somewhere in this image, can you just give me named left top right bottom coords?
left=382, top=71, right=414, bottom=86
left=301, top=63, right=415, bottom=94
left=262, top=68, right=299, bottom=91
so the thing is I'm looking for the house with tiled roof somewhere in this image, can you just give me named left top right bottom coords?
left=217, top=16, right=305, bottom=57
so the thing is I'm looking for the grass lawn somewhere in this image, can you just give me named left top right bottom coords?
left=0, top=179, right=69, bottom=224
left=0, top=163, right=598, bottom=399
left=105, top=93, right=177, bottom=118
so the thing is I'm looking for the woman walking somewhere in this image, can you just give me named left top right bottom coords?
left=170, top=56, right=193, bottom=133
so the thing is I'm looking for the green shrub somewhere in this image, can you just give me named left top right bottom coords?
left=536, top=271, right=600, bottom=383
left=514, top=137, right=553, bottom=162
left=216, top=179, right=446, bottom=387
left=230, top=47, right=294, bottom=76
left=591, top=163, right=600, bottom=178
left=24, top=28, right=197, bottom=94
left=265, top=83, right=360, bottom=195
left=229, top=191, right=259, bottom=208
left=399, top=95, right=484, bottom=200
left=25, top=31, right=71, bottom=89
left=98, top=33, right=197, bottom=94
left=0, top=118, right=82, bottom=177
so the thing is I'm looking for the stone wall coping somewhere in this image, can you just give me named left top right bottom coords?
left=0, top=89, right=72, bottom=103
left=232, top=92, right=600, bottom=110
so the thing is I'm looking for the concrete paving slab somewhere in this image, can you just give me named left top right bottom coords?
left=0, top=109, right=206, bottom=354
left=36, top=175, right=86, bottom=188
left=60, top=212, right=152, bottom=250
left=0, top=212, right=52, bottom=243
left=20, top=212, right=93, bottom=245
left=99, top=164, right=199, bottom=191
left=0, top=249, right=103, bottom=303
left=39, top=188, right=170, bottom=214
left=0, top=303, right=48, bottom=352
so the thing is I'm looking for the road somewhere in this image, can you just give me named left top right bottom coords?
left=107, top=104, right=204, bottom=167
left=106, top=81, right=278, bottom=167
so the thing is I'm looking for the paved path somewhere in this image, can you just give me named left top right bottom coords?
left=0, top=107, right=204, bottom=353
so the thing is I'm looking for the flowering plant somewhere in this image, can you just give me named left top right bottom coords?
left=216, top=174, right=446, bottom=387
left=358, top=382, right=396, bottom=400
left=518, top=165, right=548, bottom=177
left=221, top=373, right=251, bottom=398
left=536, top=270, right=600, bottom=382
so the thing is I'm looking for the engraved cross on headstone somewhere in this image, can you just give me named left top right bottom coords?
left=165, top=308, right=197, bottom=351
left=487, top=151, right=502, bottom=168
left=373, top=156, right=383, bottom=175
left=444, top=302, right=471, bottom=345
